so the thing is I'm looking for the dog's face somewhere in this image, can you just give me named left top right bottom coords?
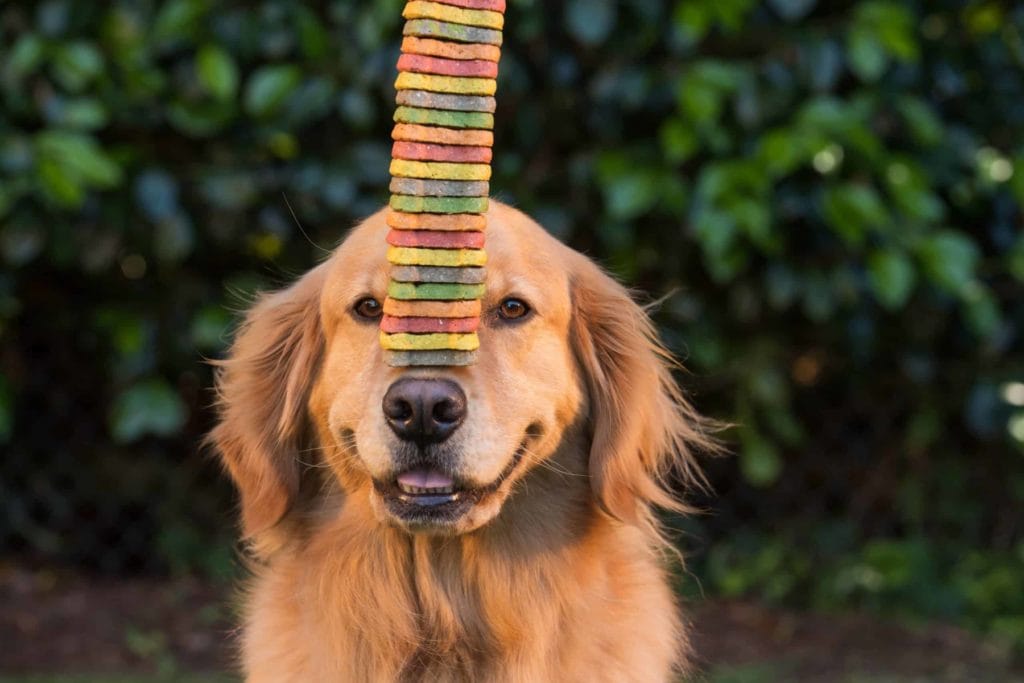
left=312, top=204, right=584, bottom=534
left=213, top=202, right=706, bottom=543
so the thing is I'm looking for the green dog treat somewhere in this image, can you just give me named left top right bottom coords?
left=390, top=195, right=489, bottom=214
left=395, top=90, right=497, bottom=113
left=388, top=281, right=487, bottom=301
left=393, top=105, right=494, bottom=129
left=384, top=350, right=480, bottom=367
left=389, top=178, right=489, bottom=197
left=391, top=266, right=486, bottom=284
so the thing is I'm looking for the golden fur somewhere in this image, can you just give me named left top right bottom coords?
left=211, top=202, right=713, bottom=681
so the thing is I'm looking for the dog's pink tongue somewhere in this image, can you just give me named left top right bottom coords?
left=398, top=469, right=453, bottom=489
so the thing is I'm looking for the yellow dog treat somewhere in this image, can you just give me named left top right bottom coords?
left=390, top=159, right=491, bottom=181
left=403, top=1, right=504, bottom=30
left=395, top=72, right=497, bottom=96
left=387, top=246, right=488, bottom=267
left=380, top=331, right=480, bottom=351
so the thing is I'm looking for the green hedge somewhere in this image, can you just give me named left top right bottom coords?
left=1, top=0, right=1022, bottom=645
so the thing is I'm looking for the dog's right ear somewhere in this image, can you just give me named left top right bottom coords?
left=210, top=263, right=327, bottom=539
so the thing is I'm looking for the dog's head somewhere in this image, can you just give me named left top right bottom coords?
left=212, top=202, right=709, bottom=541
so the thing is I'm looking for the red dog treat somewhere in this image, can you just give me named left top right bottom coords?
left=430, top=0, right=506, bottom=11
left=397, top=54, right=498, bottom=79
left=381, top=315, right=480, bottom=334
left=393, top=141, right=493, bottom=164
left=387, top=229, right=486, bottom=249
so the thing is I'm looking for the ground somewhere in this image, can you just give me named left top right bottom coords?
left=0, top=567, right=1019, bottom=682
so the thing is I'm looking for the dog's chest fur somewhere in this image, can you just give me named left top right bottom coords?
left=240, top=501, right=686, bottom=682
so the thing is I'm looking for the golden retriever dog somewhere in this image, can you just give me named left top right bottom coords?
left=211, top=201, right=713, bottom=682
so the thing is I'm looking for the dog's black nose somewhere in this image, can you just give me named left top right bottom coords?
left=383, top=378, right=466, bottom=446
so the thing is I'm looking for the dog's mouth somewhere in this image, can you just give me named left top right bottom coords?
left=373, top=439, right=528, bottom=528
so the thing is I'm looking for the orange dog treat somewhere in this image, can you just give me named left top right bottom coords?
left=383, top=298, right=482, bottom=318
left=401, top=36, right=502, bottom=62
left=387, top=211, right=487, bottom=231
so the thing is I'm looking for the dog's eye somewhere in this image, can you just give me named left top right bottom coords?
left=498, top=298, right=531, bottom=321
left=353, top=297, right=383, bottom=320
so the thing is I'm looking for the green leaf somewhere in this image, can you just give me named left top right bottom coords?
left=602, top=169, right=660, bottom=220
left=51, top=41, right=104, bottom=92
left=847, top=27, right=887, bottom=82
left=58, top=98, right=109, bottom=130
left=917, top=231, right=980, bottom=294
left=660, top=117, right=698, bottom=164
left=153, top=0, right=209, bottom=43
left=196, top=44, right=238, bottom=100
left=5, top=34, right=45, bottom=80
left=295, top=8, right=330, bottom=59
left=566, top=0, right=616, bottom=46
left=109, top=379, right=187, bottom=443
left=741, top=429, right=783, bottom=487
left=821, top=183, right=888, bottom=245
left=244, top=65, right=303, bottom=118
left=35, top=131, right=122, bottom=188
left=868, top=249, right=916, bottom=310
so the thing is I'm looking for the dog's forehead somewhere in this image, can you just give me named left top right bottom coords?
left=327, top=202, right=571, bottom=296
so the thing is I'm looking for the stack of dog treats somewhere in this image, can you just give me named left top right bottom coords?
left=380, top=0, right=505, bottom=367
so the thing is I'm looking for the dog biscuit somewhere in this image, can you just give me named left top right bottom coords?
left=393, top=141, right=493, bottom=164
left=392, top=123, right=494, bottom=147
left=387, top=246, right=487, bottom=267
left=390, top=159, right=491, bottom=180
left=390, top=266, right=486, bottom=284
left=403, top=1, right=504, bottom=30
left=401, top=37, right=501, bottom=62
left=381, top=315, right=480, bottom=334
left=384, top=298, right=482, bottom=318
left=389, top=195, right=489, bottom=214
left=387, top=211, right=487, bottom=231
left=397, top=54, right=499, bottom=79
left=403, top=19, right=503, bottom=46
left=387, top=281, right=487, bottom=301
left=384, top=349, right=479, bottom=367
left=393, top=105, right=494, bottom=129
left=390, top=178, right=489, bottom=197
left=395, top=90, right=496, bottom=113
left=395, top=73, right=497, bottom=97
left=380, top=332, right=480, bottom=351
left=387, top=229, right=486, bottom=249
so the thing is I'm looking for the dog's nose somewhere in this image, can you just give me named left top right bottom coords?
left=382, top=378, right=466, bottom=445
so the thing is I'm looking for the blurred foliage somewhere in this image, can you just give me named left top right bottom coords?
left=1, top=0, right=1023, bottom=649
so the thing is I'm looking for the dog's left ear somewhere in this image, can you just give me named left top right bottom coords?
left=570, top=256, right=710, bottom=524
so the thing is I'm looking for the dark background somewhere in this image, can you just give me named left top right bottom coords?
left=1, top=0, right=1023, bottom=678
